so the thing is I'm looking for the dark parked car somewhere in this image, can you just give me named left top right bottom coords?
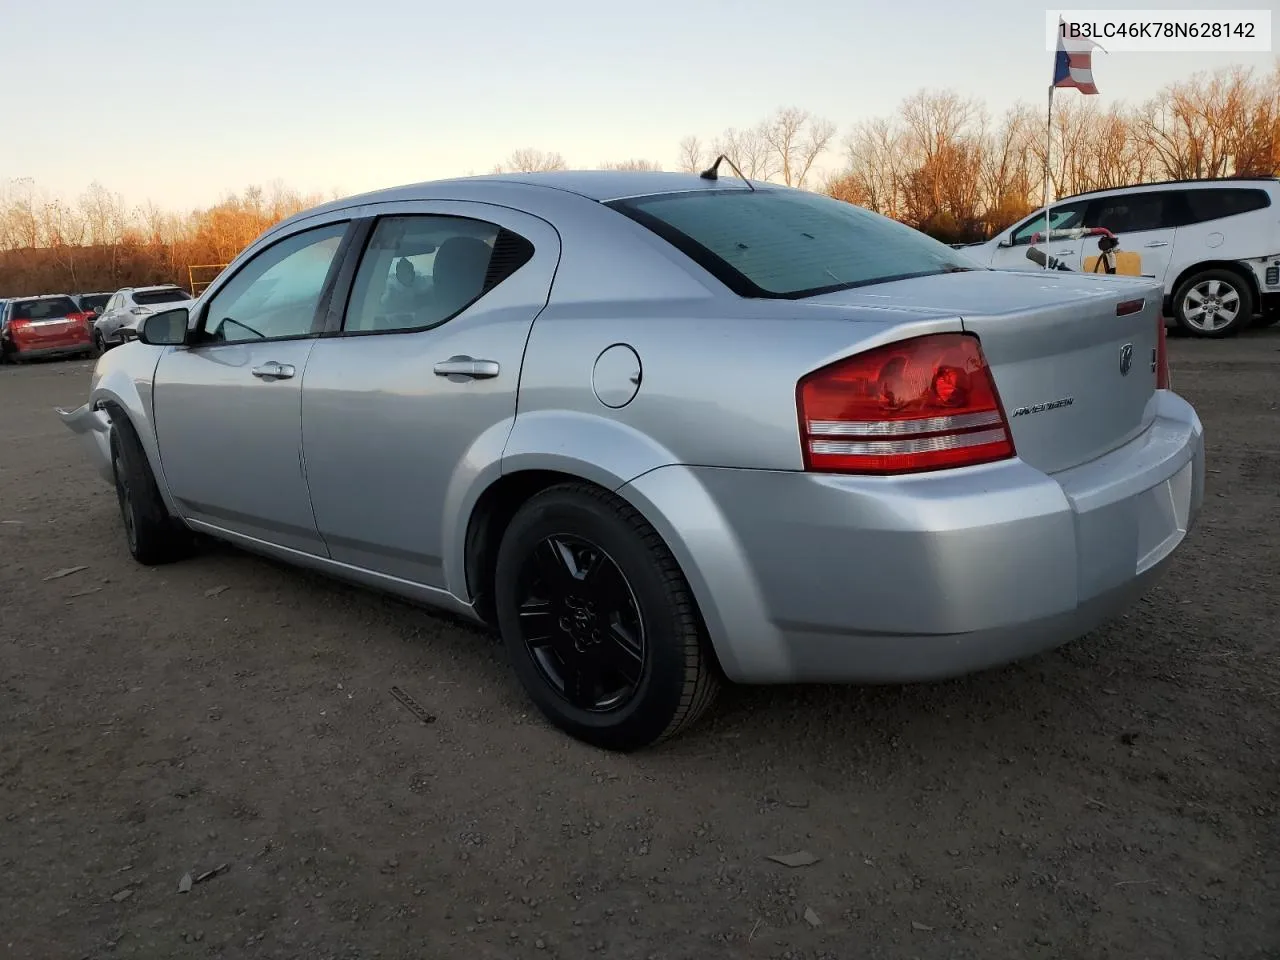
left=74, top=292, right=114, bottom=318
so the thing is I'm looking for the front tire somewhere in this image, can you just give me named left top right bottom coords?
left=109, top=417, right=193, bottom=565
left=494, top=483, right=719, bottom=751
left=1173, top=269, right=1254, bottom=338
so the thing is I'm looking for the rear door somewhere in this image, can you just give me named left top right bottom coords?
left=1081, top=190, right=1178, bottom=283
left=300, top=202, right=559, bottom=588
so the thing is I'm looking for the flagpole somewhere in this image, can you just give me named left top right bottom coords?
left=1041, top=83, right=1054, bottom=270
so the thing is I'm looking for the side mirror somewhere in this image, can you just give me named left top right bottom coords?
left=138, top=307, right=190, bottom=346
left=997, top=238, right=1013, bottom=248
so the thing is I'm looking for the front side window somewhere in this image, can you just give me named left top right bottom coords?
left=1086, top=192, right=1170, bottom=233
left=201, top=222, right=347, bottom=344
left=1008, top=201, right=1089, bottom=245
left=608, top=189, right=982, bottom=299
left=343, top=215, right=532, bottom=333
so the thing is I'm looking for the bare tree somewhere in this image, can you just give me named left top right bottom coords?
left=598, top=159, right=663, bottom=171
left=839, top=117, right=907, bottom=220
left=492, top=148, right=568, bottom=174
left=1134, top=66, right=1275, bottom=180
left=677, top=135, right=705, bottom=173
left=712, top=124, right=777, bottom=181
left=760, top=107, right=837, bottom=188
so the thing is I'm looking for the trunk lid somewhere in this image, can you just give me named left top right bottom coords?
left=804, top=270, right=1162, bottom=475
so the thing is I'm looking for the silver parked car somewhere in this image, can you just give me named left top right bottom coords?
left=57, top=170, right=1205, bottom=750
left=92, top=285, right=194, bottom=352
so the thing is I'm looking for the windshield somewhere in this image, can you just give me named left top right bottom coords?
left=13, top=297, right=79, bottom=320
left=134, top=288, right=192, bottom=306
left=79, top=294, right=111, bottom=310
left=607, top=188, right=983, bottom=299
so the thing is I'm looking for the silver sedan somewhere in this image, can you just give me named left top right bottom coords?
left=57, top=170, right=1205, bottom=750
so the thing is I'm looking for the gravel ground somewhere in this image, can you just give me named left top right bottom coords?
left=1, top=330, right=1278, bottom=960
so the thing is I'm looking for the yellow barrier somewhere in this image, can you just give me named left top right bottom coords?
left=187, top=264, right=230, bottom=297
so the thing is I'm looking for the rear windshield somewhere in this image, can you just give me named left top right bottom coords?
left=133, top=288, right=192, bottom=306
left=13, top=297, right=79, bottom=320
left=607, top=188, right=983, bottom=299
left=78, top=294, right=111, bottom=310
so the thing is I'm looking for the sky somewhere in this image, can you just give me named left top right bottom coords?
left=1, top=0, right=1274, bottom=211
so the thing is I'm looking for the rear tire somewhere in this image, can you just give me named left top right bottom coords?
left=109, top=417, right=194, bottom=565
left=493, top=483, right=720, bottom=751
left=1173, top=269, right=1254, bottom=338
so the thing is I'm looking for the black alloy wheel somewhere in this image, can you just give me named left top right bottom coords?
left=515, top=534, right=646, bottom=712
left=493, top=483, right=720, bottom=751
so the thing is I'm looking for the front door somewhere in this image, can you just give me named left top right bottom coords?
left=153, top=220, right=350, bottom=554
left=300, top=203, right=560, bottom=588
left=988, top=199, right=1091, bottom=273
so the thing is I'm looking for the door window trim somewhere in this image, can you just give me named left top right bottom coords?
left=321, top=212, right=533, bottom=339
left=188, top=219, right=357, bottom=348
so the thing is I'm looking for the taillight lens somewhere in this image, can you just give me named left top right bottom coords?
left=1155, top=313, right=1170, bottom=390
left=797, top=332, right=1015, bottom=475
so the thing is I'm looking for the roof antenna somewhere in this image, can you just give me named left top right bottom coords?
left=698, top=154, right=755, bottom=191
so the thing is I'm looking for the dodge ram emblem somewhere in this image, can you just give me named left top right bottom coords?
left=1119, top=342, right=1134, bottom=376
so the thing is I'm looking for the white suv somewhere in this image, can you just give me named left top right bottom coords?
left=967, top=177, right=1280, bottom=338
left=93, top=285, right=194, bottom=352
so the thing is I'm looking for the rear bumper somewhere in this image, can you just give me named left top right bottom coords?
left=622, top=390, right=1204, bottom=684
left=56, top=402, right=115, bottom=485
left=9, top=342, right=93, bottom=359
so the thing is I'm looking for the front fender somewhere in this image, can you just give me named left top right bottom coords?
left=55, top=344, right=177, bottom=515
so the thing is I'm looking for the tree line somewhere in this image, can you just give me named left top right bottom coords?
left=2, top=61, right=1275, bottom=297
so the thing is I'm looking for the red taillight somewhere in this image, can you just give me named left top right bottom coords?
left=1155, top=313, right=1170, bottom=389
left=797, top=332, right=1016, bottom=475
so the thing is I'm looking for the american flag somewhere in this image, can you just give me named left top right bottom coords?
left=1053, top=18, right=1101, bottom=95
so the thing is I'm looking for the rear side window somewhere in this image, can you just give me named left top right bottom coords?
left=343, top=215, right=533, bottom=334
left=1085, top=192, right=1173, bottom=233
left=607, top=189, right=981, bottom=299
left=13, top=297, right=79, bottom=320
left=133, top=288, right=193, bottom=306
left=1181, top=188, right=1271, bottom=225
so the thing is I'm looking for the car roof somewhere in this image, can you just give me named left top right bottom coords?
left=130, top=284, right=188, bottom=293
left=278, top=170, right=773, bottom=225
left=11, top=294, right=77, bottom=302
left=1059, top=176, right=1279, bottom=203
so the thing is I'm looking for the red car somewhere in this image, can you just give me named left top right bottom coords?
left=0, top=295, right=96, bottom=363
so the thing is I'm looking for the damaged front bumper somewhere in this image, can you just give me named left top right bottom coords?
left=56, top=402, right=115, bottom=486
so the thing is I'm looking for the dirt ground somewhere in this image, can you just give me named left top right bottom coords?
left=1, top=329, right=1278, bottom=960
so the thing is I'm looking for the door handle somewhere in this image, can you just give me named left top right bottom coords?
left=251, top=361, right=296, bottom=380
left=1052, top=248, right=1075, bottom=255
left=1143, top=241, right=1169, bottom=248
left=433, top=356, right=500, bottom=380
